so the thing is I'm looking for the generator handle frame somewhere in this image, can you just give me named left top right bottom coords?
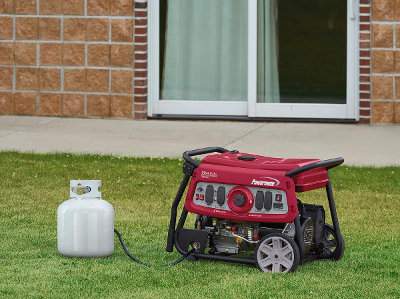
left=183, top=147, right=230, bottom=167
left=286, top=157, right=344, bottom=178
left=166, top=147, right=230, bottom=252
left=287, top=157, right=345, bottom=259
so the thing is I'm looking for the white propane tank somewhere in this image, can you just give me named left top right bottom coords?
left=57, top=180, right=114, bottom=257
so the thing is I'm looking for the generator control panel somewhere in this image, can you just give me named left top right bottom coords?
left=192, top=182, right=288, bottom=215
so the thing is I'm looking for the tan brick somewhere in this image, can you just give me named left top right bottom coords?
left=39, top=68, right=60, bottom=91
left=373, top=0, right=395, bottom=21
left=16, top=17, right=38, bottom=40
left=14, top=92, right=37, bottom=115
left=111, top=70, right=133, bottom=93
left=0, top=67, right=13, bottom=90
left=134, top=102, right=147, bottom=112
left=15, top=0, right=36, bottom=15
left=14, top=43, right=37, bottom=65
left=372, top=24, right=393, bottom=48
left=111, top=95, right=132, bottom=118
left=134, top=110, right=146, bottom=120
left=39, top=0, right=62, bottom=15
left=111, top=0, right=132, bottom=16
left=111, top=19, right=133, bottom=42
left=86, top=69, right=109, bottom=92
left=0, top=43, right=14, bottom=65
left=111, top=45, right=133, bottom=67
left=63, top=44, right=84, bottom=66
left=88, top=0, right=110, bottom=16
left=62, top=94, right=84, bottom=116
left=134, top=111, right=146, bottom=120
left=87, top=44, right=110, bottom=66
left=395, top=102, right=400, bottom=123
left=16, top=68, right=39, bottom=90
left=63, top=0, right=84, bottom=15
left=372, top=51, right=394, bottom=73
left=0, top=17, right=13, bottom=40
left=372, top=102, right=394, bottom=124
left=63, top=18, right=86, bottom=41
left=87, top=18, right=109, bottom=41
left=39, top=93, right=61, bottom=115
left=0, top=92, right=13, bottom=114
left=39, top=18, right=61, bottom=40
left=64, top=69, right=85, bottom=91
left=371, top=76, right=393, bottom=100
left=0, top=0, right=15, bottom=14
left=40, top=43, right=62, bottom=65
left=87, top=95, right=110, bottom=117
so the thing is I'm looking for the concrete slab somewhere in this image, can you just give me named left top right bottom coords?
left=0, top=116, right=399, bottom=166
left=229, top=123, right=400, bottom=166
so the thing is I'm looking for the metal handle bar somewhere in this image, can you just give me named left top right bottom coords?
left=183, top=147, right=229, bottom=167
left=166, top=147, right=229, bottom=252
left=286, top=157, right=344, bottom=177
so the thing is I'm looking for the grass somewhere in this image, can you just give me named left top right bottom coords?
left=0, top=152, right=399, bottom=299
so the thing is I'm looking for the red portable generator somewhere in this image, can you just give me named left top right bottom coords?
left=166, top=147, right=345, bottom=273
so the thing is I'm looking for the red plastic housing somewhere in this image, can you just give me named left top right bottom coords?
left=184, top=151, right=329, bottom=223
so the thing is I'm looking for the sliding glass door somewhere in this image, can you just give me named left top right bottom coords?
left=149, top=0, right=358, bottom=119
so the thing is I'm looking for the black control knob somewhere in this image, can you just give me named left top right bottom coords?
left=255, top=191, right=264, bottom=210
left=233, top=193, right=246, bottom=207
left=217, top=186, right=226, bottom=206
left=205, top=185, right=214, bottom=205
left=264, top=191, right=273, bottom=211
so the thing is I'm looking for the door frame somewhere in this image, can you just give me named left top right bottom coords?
left=148, top=0, right=360, bottom=120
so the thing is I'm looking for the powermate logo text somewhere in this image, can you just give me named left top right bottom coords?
left=251, top=177, right=280, bottom=187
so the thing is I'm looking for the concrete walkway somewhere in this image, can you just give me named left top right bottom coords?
left=0, top=116, right=399, bottom=166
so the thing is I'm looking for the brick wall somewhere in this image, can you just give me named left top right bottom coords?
left=371, top=0, right=400, bottom=124
left=1, top=1, right=399, bottom=124
left=0, top=0, right=139, bottom=119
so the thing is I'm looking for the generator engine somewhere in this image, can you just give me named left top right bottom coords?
left=195, top=217, right=263, bottom=254
left=194, top=201, right=325, bottom=257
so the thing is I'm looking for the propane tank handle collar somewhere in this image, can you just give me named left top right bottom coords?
left=70, top=180, right=102, bottom=199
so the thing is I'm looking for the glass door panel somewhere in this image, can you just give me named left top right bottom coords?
left=160, top=0, right=248, bottom=102
left=257, top=0, right=347, bottom=104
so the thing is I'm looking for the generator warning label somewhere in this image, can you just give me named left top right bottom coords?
left=201, top=171, right=218, bottom=179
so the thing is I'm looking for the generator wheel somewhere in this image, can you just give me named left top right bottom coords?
left=321, top=224, right=345, bottom=260
left=255, top=233, right=300, bottom=273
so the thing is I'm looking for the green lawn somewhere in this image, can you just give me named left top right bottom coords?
left=0, top=152, right=399, bottom=299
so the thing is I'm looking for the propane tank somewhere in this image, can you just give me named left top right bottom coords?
left=57, top=180, right=114, bottom=257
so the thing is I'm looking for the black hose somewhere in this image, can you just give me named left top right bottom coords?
left=114, top=229, right=150, bottom=267
left=114, top=229, right=194, bottom=268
